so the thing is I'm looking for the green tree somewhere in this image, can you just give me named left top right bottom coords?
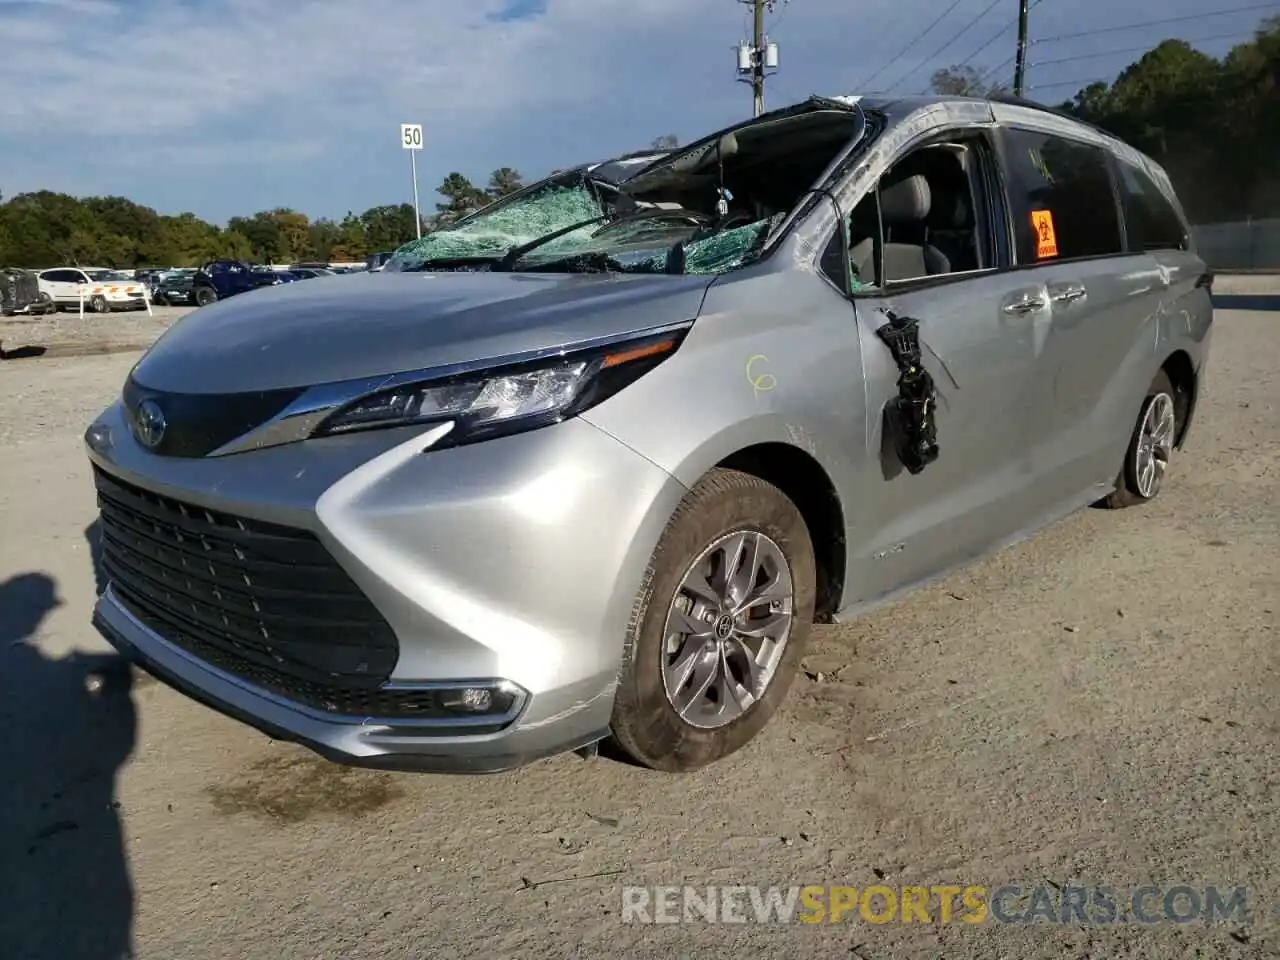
left=930, top=65, right=1008, bottom=97
left=486, top=167, right=525, bottom=199
left=435, top=172, right=489, bottom=225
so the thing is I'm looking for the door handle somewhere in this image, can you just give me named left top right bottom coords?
left=1002, top=291, right=1048, bottom=315
left=1048, top=282, right=1087, bottom=305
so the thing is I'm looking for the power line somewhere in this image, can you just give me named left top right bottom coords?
left=913, top=0, right=1049, bottom=93
left=1030, top=3, right=1276, bottom=47
left=855, top=0, right=969, bottom=91
left=892, top=0, right=1004, bottom=93
left=1031, top=29, right=1256, bottom=67
left=1028, top=75, right=1117, bottom=93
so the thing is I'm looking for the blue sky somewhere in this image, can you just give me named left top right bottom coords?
left=0, top=0, right=1265, bottom=224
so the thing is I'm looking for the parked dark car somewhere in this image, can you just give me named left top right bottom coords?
left=191, top=260, right=292, bottom=306
left=287, top=267, right=336, bottom=280
left=1, top=267, right=55, bottom=316
left=151, top=269, right=197, bottom=306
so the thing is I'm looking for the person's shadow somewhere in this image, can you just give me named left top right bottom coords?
left=0, top=520, right=137, bottom=959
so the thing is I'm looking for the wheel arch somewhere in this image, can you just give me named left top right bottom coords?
left=713, top=442, right=847, bottom=624
left=1159, top=349, right=1197, bottom=449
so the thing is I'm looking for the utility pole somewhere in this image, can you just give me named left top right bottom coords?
left=750, top=0, right=765, bottom=116
left=1012, top=0, right=1030, bottom=97
left=735, top=0, right=781, bottom=118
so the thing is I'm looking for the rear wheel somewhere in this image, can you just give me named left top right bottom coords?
left=194, top=286, right=217, bottom=307
left=1104, top=370, right=1178, bottom=508
left=609, top=468, right=816, bottom=772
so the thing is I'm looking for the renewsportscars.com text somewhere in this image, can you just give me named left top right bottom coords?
left=621, top=884, right=1251, bottom=925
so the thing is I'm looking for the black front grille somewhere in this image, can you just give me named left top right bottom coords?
left=92, top=467, right=429, bottom=716
left=121, top=374, right=304, bottom=458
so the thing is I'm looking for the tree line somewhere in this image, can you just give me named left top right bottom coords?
left=930, top=15, right=1278, bottom=223
left=0, top=16, right=1274, bottom=270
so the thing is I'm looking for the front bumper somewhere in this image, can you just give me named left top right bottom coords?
left=87, top=403, right=688, bottom=772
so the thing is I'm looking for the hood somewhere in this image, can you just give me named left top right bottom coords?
left=130, top=270, right=714, bottom=394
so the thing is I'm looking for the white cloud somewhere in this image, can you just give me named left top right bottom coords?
left=0, top=0, right=1232, bottom=219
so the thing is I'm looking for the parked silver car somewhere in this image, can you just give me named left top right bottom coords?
left=85, top=94, right=1212, bottom=774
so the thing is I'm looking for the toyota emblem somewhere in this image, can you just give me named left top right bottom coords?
left=134, top=398, right=166, bottom=449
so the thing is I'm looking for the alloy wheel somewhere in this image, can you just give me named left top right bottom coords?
left=661, top=529, right=795, bottom=729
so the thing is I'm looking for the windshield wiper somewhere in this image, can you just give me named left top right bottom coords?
left=397, top=254, right=505, bottom=272
left=491, top=216, right=608, bottom=272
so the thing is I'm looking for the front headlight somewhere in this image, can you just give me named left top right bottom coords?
left=312, top=325, right=689, bottom=446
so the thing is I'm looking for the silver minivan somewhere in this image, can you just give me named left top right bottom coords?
left=86, top=94, right=1213, bottom=774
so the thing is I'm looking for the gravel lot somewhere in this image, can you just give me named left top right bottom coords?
left=1, top=278, right=1276, bottom=959
left=0, top=304, right=192, bottom=359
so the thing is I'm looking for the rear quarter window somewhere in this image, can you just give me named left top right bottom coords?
left=1116, top=159, right=1189, bottom=252
left=1000, top=127, right=1124, bottom=264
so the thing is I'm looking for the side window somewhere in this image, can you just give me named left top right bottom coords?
left=820, top=134, right=997, bottom=291
left=1116, top=159, right=1188, bottom=252
left=1001, top=128, right=1123, bottom=264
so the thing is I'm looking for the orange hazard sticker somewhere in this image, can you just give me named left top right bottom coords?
left=1031, top=209, right=1059, bottom=259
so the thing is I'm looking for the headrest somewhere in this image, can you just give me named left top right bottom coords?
left=880, top=174, right=931, bottom=224
left=927, top=190, right=971, bottom=229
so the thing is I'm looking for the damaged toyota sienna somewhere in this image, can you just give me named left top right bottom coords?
left=86, top=93, right=1213, bottom=774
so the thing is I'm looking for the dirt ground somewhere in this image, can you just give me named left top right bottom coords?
left=1, top=278, right=1276, bottom=959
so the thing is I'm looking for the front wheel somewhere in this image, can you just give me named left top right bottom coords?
left=90, top=295, right=110, bottom=314
left=609, top=468, right=816, bottom=772
left=193, top=286, right=217, bottom=307
left=1104, top=370, right=1178, bottom=508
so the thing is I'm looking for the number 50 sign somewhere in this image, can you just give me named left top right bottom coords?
left=400, top=123, right=423, bottom=150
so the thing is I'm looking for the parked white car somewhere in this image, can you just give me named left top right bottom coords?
left=37, top=267, right=147, bottom=312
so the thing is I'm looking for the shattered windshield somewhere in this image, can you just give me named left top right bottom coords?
left=385, top=178, right=605, bottom=271
left=510, top=212, right=784, bottom=276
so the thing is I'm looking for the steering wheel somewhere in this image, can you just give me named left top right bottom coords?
left=716, top=213, right=755, bottom=231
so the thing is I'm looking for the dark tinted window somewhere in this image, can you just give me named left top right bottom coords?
left=1002, top=128, right=1122, bottom=263
left=1116, top=159, right=1188, bottom=252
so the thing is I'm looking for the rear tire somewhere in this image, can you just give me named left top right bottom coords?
left=609, top=468, right=816, bottom=772
left=1104, top=370, right=1178, bottom=508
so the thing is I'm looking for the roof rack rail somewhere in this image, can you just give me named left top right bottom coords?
left=985, top=92, right=1116, bottom=140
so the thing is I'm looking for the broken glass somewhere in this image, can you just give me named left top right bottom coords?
left=387, top=184, right=604, bottom=270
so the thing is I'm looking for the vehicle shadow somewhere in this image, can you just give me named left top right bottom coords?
left=0, top=526, right=138, bottom=959
left=1211, top=293, right=1280, bottom=311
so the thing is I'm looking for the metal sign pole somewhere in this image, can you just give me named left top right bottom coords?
left=401, top=122, right=424, bottom=240
left=411, top=149, right=421, bottom=239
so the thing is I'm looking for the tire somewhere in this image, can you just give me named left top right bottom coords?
left=193, top=286, right=217, bottom=307
left=36, top=292, right=55, bottom=315
left=609, top=468, right=817, bottom=772
left=153, top=294, right=168, bottom=306
left=1103, top=370, right=1178, bottom=509
left=90, top=295, right=110, bottom=314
